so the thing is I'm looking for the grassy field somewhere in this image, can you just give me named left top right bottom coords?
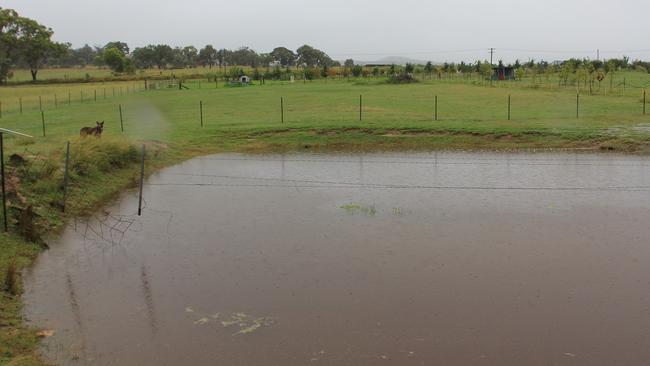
left=8, top=65, right=650, bottom=96
left=2, top=76, right=650, bottom=152
left=7, top=66, right=221, bottom=83
left=1, top=75, right=650, bottom=364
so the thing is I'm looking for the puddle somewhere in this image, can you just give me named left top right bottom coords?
left=23, top=152, right=650, bottom=365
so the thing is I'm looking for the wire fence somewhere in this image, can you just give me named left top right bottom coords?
left=0, top=81, right=147, bottom=117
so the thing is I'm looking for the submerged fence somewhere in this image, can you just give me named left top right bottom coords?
left=0, top=137, right=147, bottom=234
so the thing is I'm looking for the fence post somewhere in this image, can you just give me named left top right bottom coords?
left=0, top=132, right=6, bottom=232
left=80, top=90, right=83, bottom=103
left=54, top=94, right=58, bottom=108
left=119, top=104, right=124, bottom=132
left=144, top=79, right=148, bottom=90
left=0, top=101, right=2, bottom=119
left=138, top=144, right=145, bottom=216
left=94, top=90, right=97, bottom=102
left=200, top=101, right=203, bottom=127
left=68, top=92, right=71, bottom=105
left=359, top=95, right=362, bottom=121
left=508, top=95, right=511, bottom=120
left=41, top=111, right=46, bottom=137
left=19, top=98, right=22, bottom=114
left=39, top=96, right=42, bottom=111
left=62, top=141, right=70, bottom=213
left=281, top=97, right=284, bottom=123
left=576, top=93, right=579, bottom=118
left=644, top=90, right=646, bottom=115
left=434, top=95, right=438, bottom=121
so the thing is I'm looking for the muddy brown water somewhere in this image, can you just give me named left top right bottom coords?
left=23, top=152, right=650, bottom=365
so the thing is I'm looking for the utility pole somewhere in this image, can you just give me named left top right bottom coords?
left=597, top=49, right=600, bottom=61
left=490, top=48, right=494, bottom=65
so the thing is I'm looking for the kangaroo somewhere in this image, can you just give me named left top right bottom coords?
left=80, top=121, right=104, bottom=137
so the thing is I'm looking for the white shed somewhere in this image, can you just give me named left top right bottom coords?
left=239, top=75, right=251, bottom=83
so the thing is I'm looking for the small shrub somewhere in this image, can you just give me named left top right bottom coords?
left=4, top=260, right=18, bottom=295
left=16, top=156, right=59, bottom=184
left=352, top=65, right=363, bottom=77
left=387, top=72, right=418, bottom=84
left=71, top=138, right=138, bottom=176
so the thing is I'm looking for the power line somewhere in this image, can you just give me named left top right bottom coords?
left=152, top=173, right=650, bottom=192
left=192, top=156, right=650, bottom=167
left=146, top=181, right=650, bottom=192
left=328, top=48, right=650, bottom=59
left=328, top=49, right=487, bottom=57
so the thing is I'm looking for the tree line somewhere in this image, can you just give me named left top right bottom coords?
left=1, top=7, right=339, bottom=82
left=2, top=7, right=649, bottom=85
left=51, top=44, right=340, bottom=71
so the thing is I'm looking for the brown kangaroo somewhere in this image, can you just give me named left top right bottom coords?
left=80, top=121, right=104, bottom=137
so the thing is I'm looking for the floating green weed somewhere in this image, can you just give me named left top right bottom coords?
left=340, top=203, right=376, bottom=216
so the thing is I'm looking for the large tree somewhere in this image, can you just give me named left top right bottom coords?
left=0, top=8, right=20, bottom=83
left=227, top=46, right=260, bottom=67
left=15, top=13, right=65, bottom=81
left=132, top=45, right=157, bottom=69
left=104, top=41, right=129, bottom=55
left=152, top=44, right=174, bottom=69
left=198, top=45, right=218, bottom=68
left=182, top=46, right=198, bottom=67
left=270, top=47, right=296, bottom=67
left=296, top=45, right=334, bottom=67
left=103, top=47, right=126, bottom=72
left=216, top=48, right=228, bottom=68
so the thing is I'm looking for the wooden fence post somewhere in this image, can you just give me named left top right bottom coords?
left=119, top=104, right=124, bottom=132
left=434, top=95, right=438, bottom=121
left=508, top=95, right=511, bottom=120
left=359, top=95, right=362, bottom=121
left=62, top=141, right=70, bottom=212
left=41, top=111, right=46, bottom=137
left=138, top=145, right=145, bottom=216
left=0, top=132, right=6, bottom=232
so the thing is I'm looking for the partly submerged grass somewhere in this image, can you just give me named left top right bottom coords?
left=0, top=137, right=167, bottom=366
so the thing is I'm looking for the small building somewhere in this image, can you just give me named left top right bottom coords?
left=239, top=75, right=251, bottom=84
left=492, top=66, right=515, bottom=81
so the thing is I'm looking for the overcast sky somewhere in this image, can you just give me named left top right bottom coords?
left=4, top=0, right=649, bottom=63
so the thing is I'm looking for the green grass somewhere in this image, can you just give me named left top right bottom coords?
left=7, top=66, right=224, bottom=83
left=0, top=80, right=147, bottom=116
left=1, top=74, right=650, bottom=365
left=2, top=76, right=649, bottom=153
